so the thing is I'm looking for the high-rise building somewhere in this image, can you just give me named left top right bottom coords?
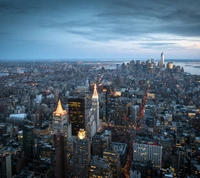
left=68, top=97, right=85, bottom=136
left=100, top=79, right=110, bottom=122
left=52, top=100, right=68, bottom=134
left=103, top=145, right=121, bottom=178
left=72, top=129, right=90, bottom=178
left=0, top=154, right=12, bottom=178
left=131, top=105, right=139, bottom=127
left=111, top=142, right=128, bottom=168
left=92, top=84, right=100, bottom=131
left=133, top=142, right=162, bottom=168
left=91, top=130, right=112, bottom=157
left=161, top=52, right=164, bottom=67
left=23, top=125, right=35, bottom=163
left=89, top=156, right=112, bottom=178
left=54, top=131, right=68, bottom=178
left=92, top=133, right=103, bottom=157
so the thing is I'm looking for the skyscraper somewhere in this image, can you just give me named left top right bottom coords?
left=52, top=100, right=68, bottom=133
left=72, top=129, right=90, bottom=178
left=53, top=99, right=71, bottom=143
left=89, top=156, right=112, bottom=177
left=54, top=131, right=68, bottom=178
left=92, top=84, right=100, bottom=131
left=0, top=154, right=12, bottom=178
left=23, top=125, right=35, bottom=163
left=68, top=97, right=85, bottom=136
left=161, top=52, right=164, bottom=67
left=131, top=105, right=139, bottom=127
left=103, top=145, right=121, bottom=178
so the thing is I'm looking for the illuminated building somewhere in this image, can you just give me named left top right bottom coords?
left=92, top=84, right=100, bottom=131
left=52, top=100, right=68, bottom=134
left=86, top=84, right=100, bottom=139
left=167, top=62, right=173, bottom=69
left=72, top=129, right=90, bottom=178
left=54, top=131, right=67, bottom=178
left=103, top=146, right=121, bottom=178
left=101, top=79, right=111, bottom=121
left=133, top=142, right=162, bottom=168
left=68, top=97, right=85, bottom=136
left=89, top=156, right=112, bottom=178
left=102, top=87, right=108, bottom=121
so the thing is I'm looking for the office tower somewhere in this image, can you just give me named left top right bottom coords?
left=102, top=130, right=112, bottom=152
left=54, top=131, right=67, bottom=178
left=133, top=142, right=162, bottom=168
left=0, top=154, right=12, bottom=178
left=54, top=88, right=59, bottom=102
left=111, top=142, right=128, bottom=168
left=23, top=125, right=35, bottom=163
left=177, top=146, right=185, bottom=176
left=161, top=52, right=164, bottom=67
left=72, top=129, right=90, bottom=178
left=68, top=97, right=85, bottom=136
left=101, top=87, right=108, bottom=121
left=85, top=78, right=89, bottom=90
left=91, top=130, right=112, bottom=157
left=103, top=146, right=121, bottom=178
left=92, top=84, right=100, bottom=131
left=89, top=156, right=112, bottom=178
left=92, top=133, right=103, bottom=157
left=131, top=105, right=139, bottom=127
left=53, top=100, right=68, bottom=133
left=146, top=116, right=154, bottom=133
left=63, top=122, right=72, bottom=139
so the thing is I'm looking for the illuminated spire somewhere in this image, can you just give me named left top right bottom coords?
left=92, top=84, right=98, bottom=100
left=78, top=129, right=86, bottom=139
left=53, top=100, right=67, bottom=116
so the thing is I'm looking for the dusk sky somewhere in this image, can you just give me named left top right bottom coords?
left=0, top=0, right=200, bottom=60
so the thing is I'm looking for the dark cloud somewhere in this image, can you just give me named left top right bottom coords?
left=0, top=0, right=200, bottom=59
left=36, top=0, right=200, bottom=42
left=0, top=2, right=27, bottom=14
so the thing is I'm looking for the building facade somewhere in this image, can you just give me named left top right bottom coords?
left=72, top=129, right=90, bottom=178
left=52, top=100, right=68, bottom=134
left=133, top=142, right=162, bottom=168
left=68, top=97, right=85, bottom=136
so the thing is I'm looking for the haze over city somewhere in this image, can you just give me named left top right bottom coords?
left=0, top=0, right=200, bottom=60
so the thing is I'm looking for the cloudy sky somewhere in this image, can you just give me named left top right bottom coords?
left=0, top=0, right=200, bottom=60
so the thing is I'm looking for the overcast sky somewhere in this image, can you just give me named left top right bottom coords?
left=0, top=0, right=200, bottom=60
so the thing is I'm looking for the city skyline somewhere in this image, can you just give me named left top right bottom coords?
left=0, top=0, right=200, bottom=60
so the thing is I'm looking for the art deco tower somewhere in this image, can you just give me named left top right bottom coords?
left=53, top=100, right=68, bottom=134
left=92, top=84, right=100, bottom=131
